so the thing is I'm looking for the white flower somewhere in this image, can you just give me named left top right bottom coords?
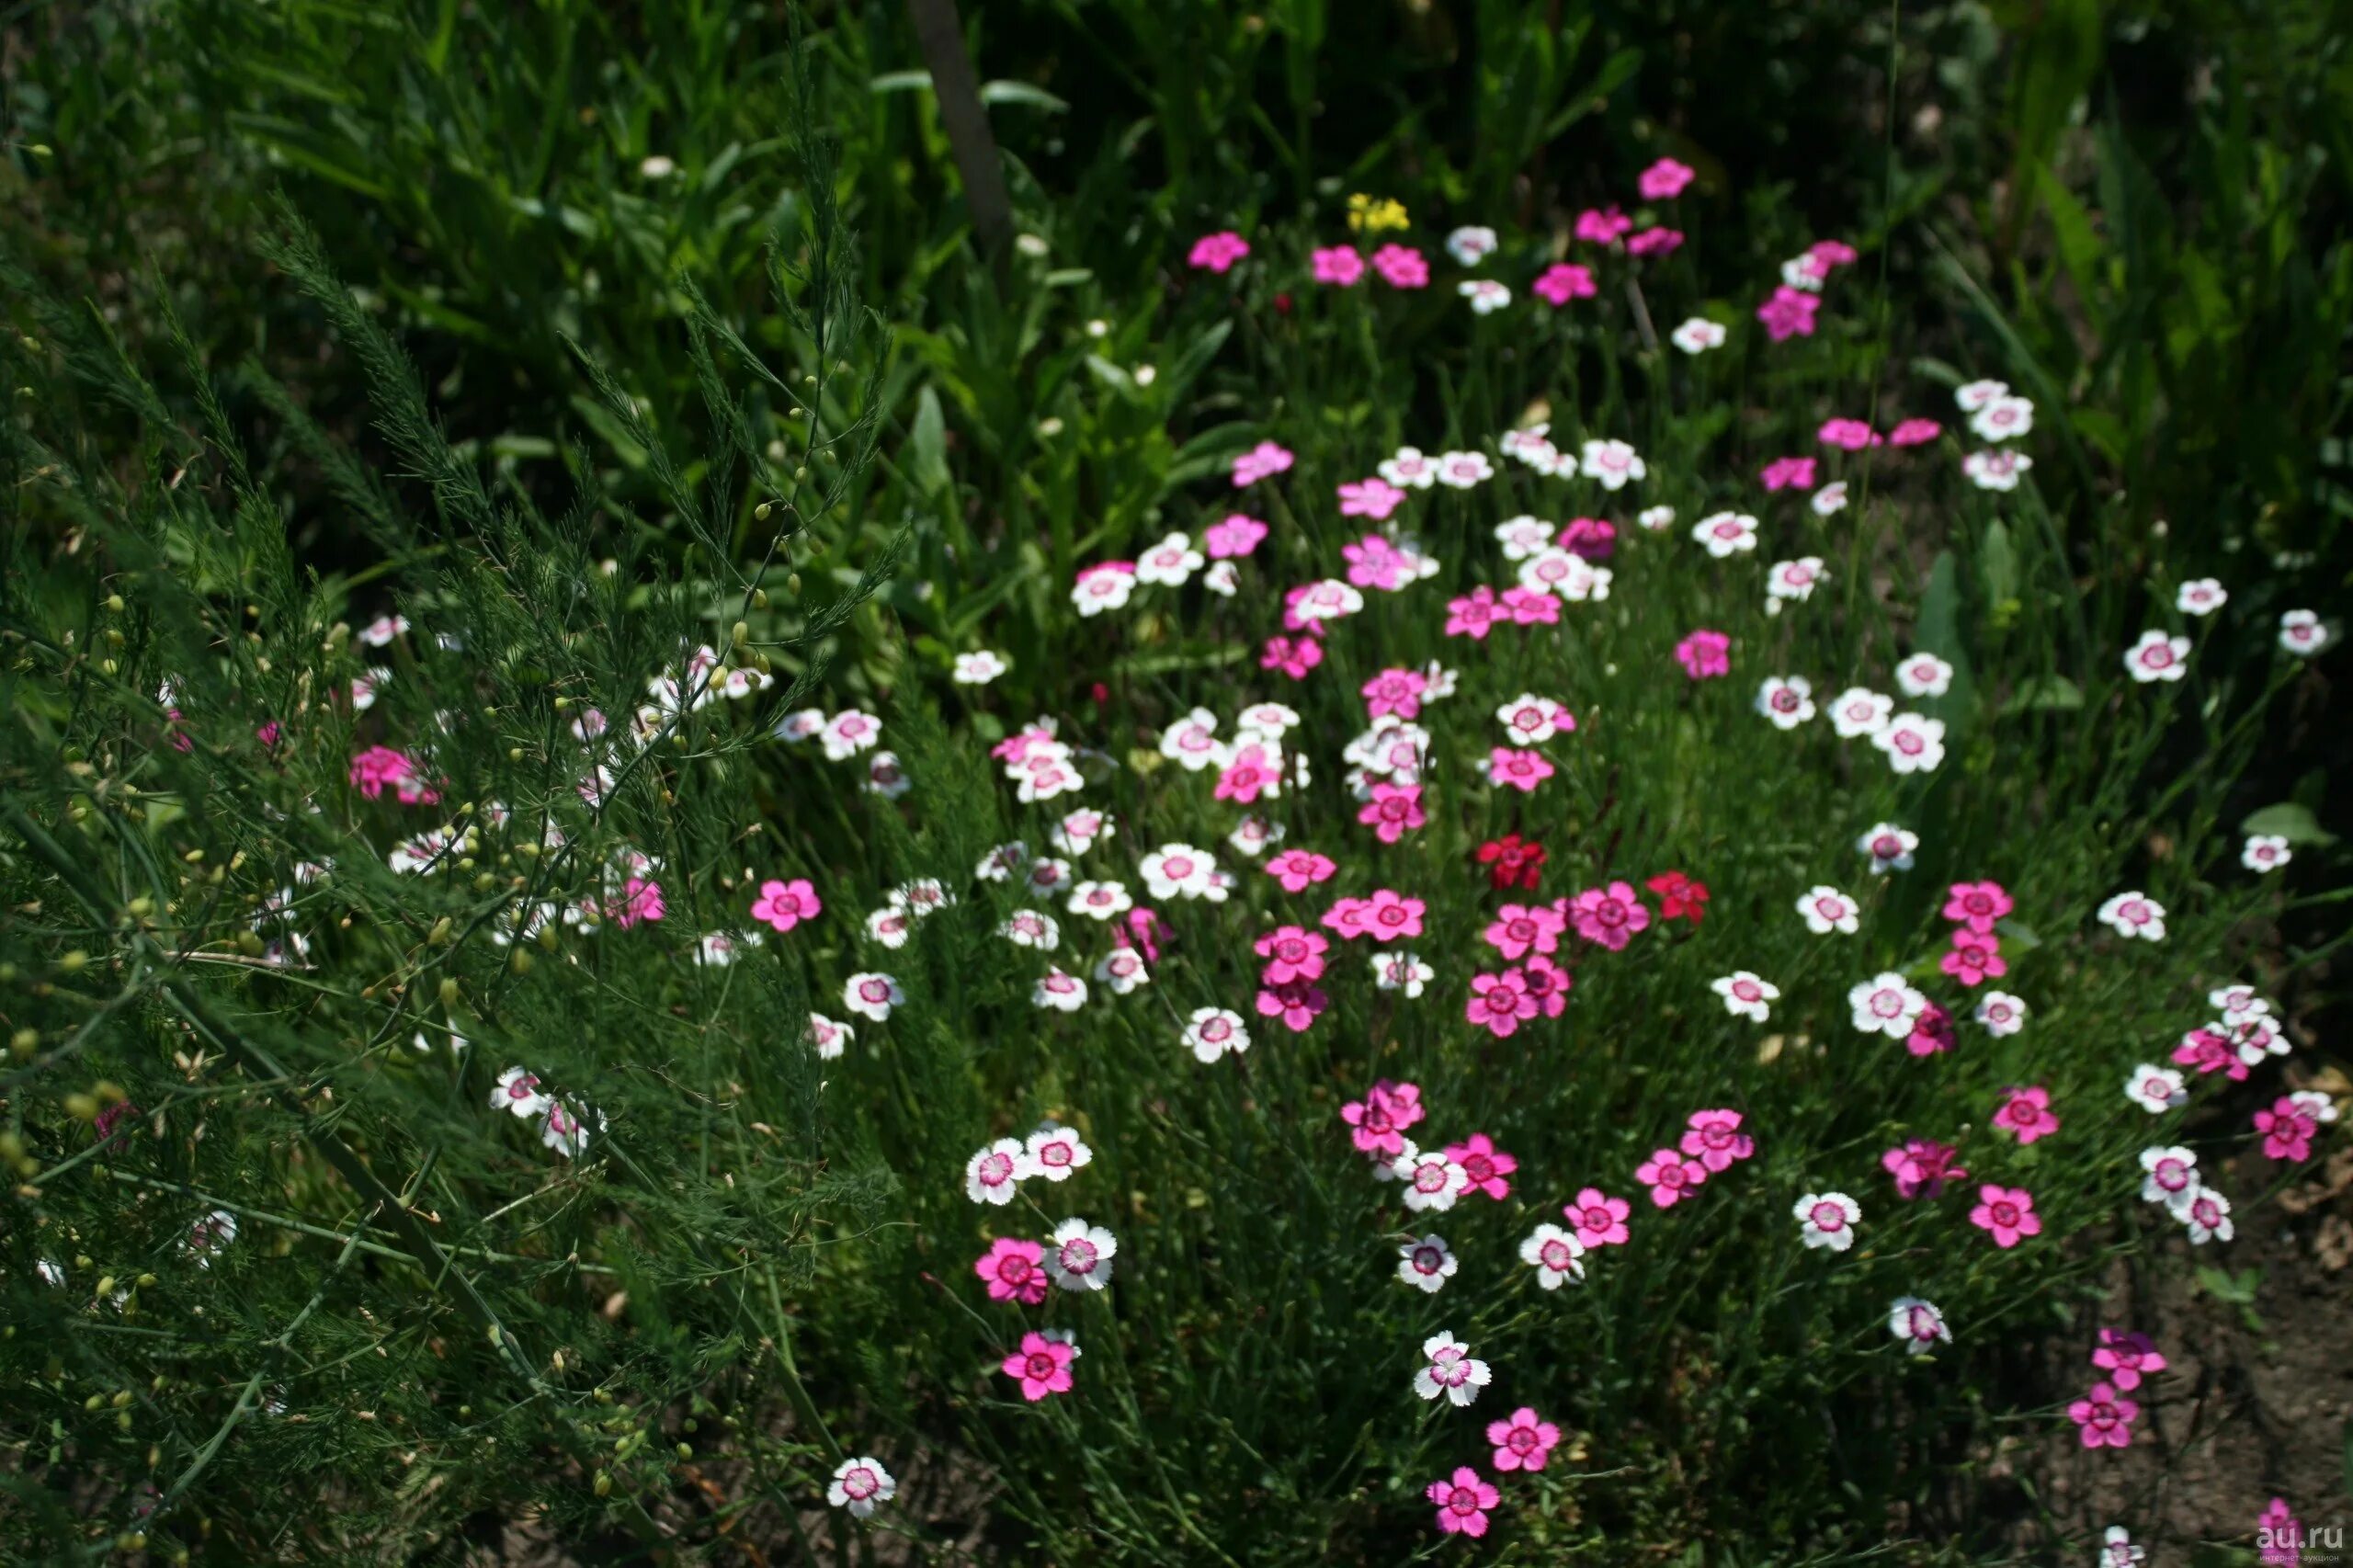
left=1768, top=558, right=1826, bottom=602
left=2227, top=1013, right=2288, bottom=1066
left=2279, top=608, right=2327, bottom=655
left=1291, top=578, right=1365, bottom=623
left=1392, top=1146, right=1472, bottom=1212
left=1887, top=1296, right=1951, bottom=1356
left=1671, top=317, right=1726, bottom=354
left=1519, top=1223, right=1587, bottom=1289
left=865, top=906, right=912, bottom=949
left=1794, top=1191, right=1861, bottom=1251
left=1691, top=511, right=1758, bottom=558
left=1495, top=693, right=1571, bottom=744
left=805, top=1014, right=854, bottom=1059
left=1497, top=424, right=1552, bottom=464
left=964, top=1138, right=1031, bottom=1204
left=820, top=710, right=882, bottom=761
left=974, top=841, right=1029, bottom=883
left=2210, top=983, right=2269, bottom=1024
left=357, top=614, right=409, bottom=647
left=1159, top=708, right=1224, bottom=770
left=1969, top=394, right=2034, bottom=442
left=2175, top=579, right=2227, bottom=618
left=2123, top=1064, right=2188, bottom=1114
left=842, top=971, right=904, bottom=1021
left=1397, top=1234, right=1459, bottom=1293
left=1093, top=947, right=1149, bottom=994
left=1412, top=1331, right=1492, bottom=1406
left=1873, top=713, right=1946, bottom=773
left=2097, top=891, right=2166, bottom=942
left=827, top=1457, right=897, bottom=1519
left=1458, top=278, right=1512, bottom=314
left=1202, top=559, right=1239, bottom=597
left=1435, top=449, right=1495, bottom=489
left=1711, top=971, right=1779, bottom=1022
left=2170, top=1186, right=2233, bottom=1244
left=2138, top=1145, right=2199, bottom=1205
left=2123, top=630, right=2190, bottom=684
left=953, top=650, right=1009, bottom=685
left=1809, top=483, right=1849, bottom=517
left=997, top=909, right=1060, bottom=950
left=1857, top=822, right=1917, bottom=873
left=1045, top=1218, right=1118, bottom=1291
left=695, top=930, right=760, bottom=967
left=1065, top=880, right=1133, bottom=921
left=1954, top=379, right=2009, bottom=412
left=1756, top=676, right=1816, bottom=730
left=1895, top=653, right=1953, bottom=699
left=540, top=1100, right=599, bottom=1159
left=1961, top=449, right=2032, bottom=491
left=1141, top=844, right=1223, bottom=902
left=774, top=708, right=826, bottom=744
left=1637, top=505, right=1677, bottom=532
left=1973, top=992, right=2028, bottom=1037
left=2241, top=834, right=2291, bottom=872
left=1227, top=814, right=1283, bottom=857
left=350, top=667, right=390, bottom=711
left=1135, top=531, right=1204, bottom=587
left=1379, top=446, right=1438, bottom=489
left=1071, top=563, right=1137, bottom=616
left=1238, top=701, right=1301, bottom=735
left=1848, top=972, right=1927, bottom=1038
left=1445, top=225, right=1498, bottom=266
left=183, top=1209, right=240, bottom=1264
left=863, top=752, right=910, bottom=799
left=1033, top=967, right=1088, bottom=1011
left=490, top=1066, right=548, bottom=1119
left=891, top=879, right=953, bottom=920
left=2099, top=1525, right=2146, bottom=1568
left=1780, top=255, right=1827, bottom=291
left=1372, top=950, right=1435, bottom=998
left=1796, top=885, right=1861, bottom=935
left=1026, top=1125, right=1092, bottom=1180
left=1183, top=1006, right=1250, bottom=1063
left=1579, top=439, right=1645, bottom=491
left=1518, top=548, right=1601, bottom=599
left=1493, top=516, right=1554, bottom=561
left=1051, top=808, right=1114, bottom=857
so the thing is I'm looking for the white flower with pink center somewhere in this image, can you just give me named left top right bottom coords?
left=843, top=971, right=904, bottom=1021
left=865, top=907, right=911, bottom=949
left=1398, top=1233, right=1459, bottom=1293
left=2175, top=578, right=2227, bottom=617
left=1021, top=858, right=1074, bottom=901
left=1183, top=1007, right=1250, bottom=1063
left=1857, top=822, right=1917, bottom=874
left=1671, top=317, right=1726, bottom=354
left=997, top=910, right=1059, bottom=951
left=2279, top=609, right=2326, bottom=655
left=1691, top=511, right=1757, bottom=558
left=2138, top=1145, right=2199, bottom=1205
left=952, top=650, right=1008, bottom=685
left=1158, top=708, right=1224, bottom=771
left=819, top=710, right=881, bottom=762
left=1847, top=972, right=1927, bottom=1039
left=1134, top=531, right=1203, bottom=587
left=805, top=1014, right=854, bottom=1060
left=2240, top=834, right=2290, bottom=873
left=1392, top=1145, right=1472, bottom=1213
left=1895, top=653, right=1952, bottom=699
left=1796, top=885, right=1860, bottom=936
left=1973, top=992, right=2028, bottom=1037
left=1372, top=950, right=1435, bottom=997
left=1756, top=676, right=1816, bottom=730
left=1458, top=278, right=1512, bottom=314
left=1051, top=808, right=1114, bottom=857
left=1071, top=563, right=1136, bottom=617
left=1518, top=1223, right=1587, bottom=1288
left=1025, top=1126, right=1091, bottom=1181
left=1092, top=948, right=1149, bottom=995
left=1827, top=687, right=1894, bottom=739
left=1711, top=971, right=1779, bottom=1022
left=2123, top=630, right=2190, bottom=684
left=1969, top=394, right=2034, bottom=442
left=974, top=841, right=1029, bottom=883
left=1580, top=439, right=1644, bottom=491
left=2171, top=1187, right=2232, bottom=1244
left=1380, top=446, right=1438, bottom=490
left=1045, top=1218, right=1118, bottom=1292
left=1494, top=694, right=1571, bottom=744
left=1887, top=1297, right=1950, bottom=1355
left=963, top=1137, right=1031, bottom=1205
left=1142, top=844, right=1223, bottom=903
left=1495, top=516, right=1555, bottom=561
left=1413, top=1332, right=1492, bottom=1406
left=1065, top=880, right=1132, bottom=922
left=1955, top=379, right=2009, bottom=412
left=1033, top=967, right=1088, bottom=1012
left=2097, top=891, right=2166, bottom=942
left=827, top=1457, right=896, bottom=1519
left=2123, top=1064, right=2188, bottom=1114
left=1795, top=1191, right=1861, bottom=1252
left=1768, top=557, right=1826, bottom=602
left=1435, top=449, right=1495, bottom=490
left=491, top=1066, right=548, bottom=1119
left=1962, top=449, right=2031, bottom=491
left=1873, top=712, right=1946, bottom=774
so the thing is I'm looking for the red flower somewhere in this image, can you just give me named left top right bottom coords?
left=1475, top=835, right=1547, bottom=892
left=1645, top=870, right=1710, bottom=925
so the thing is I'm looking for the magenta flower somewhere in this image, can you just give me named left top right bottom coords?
left=1992, top=1085, right=2060, bottom=1145
left=1253, top=926, right=1328, bottom=984
left=974, top=1237, right=1048, bottom=1304
left=1488, top=746, right=1555, bottom=794
left=1232, top=440, right=1294, bottom=487
left=1321, top=896, right=1370, bottom=940
left=1338, top=477, right=1407, bottom=521
left=2259, top=1497, right=2303, bottom=1566
left=1881, top=1139, right=1967, bottom=1199
left=348, top=744, right=439, bottom=804
left=2067, top=1381, right=2140, bottom=1449
left=1264, top=849, right=1336, bottom=893
left=1483, top=903, right=1565, bottom=961
left=1810, top=238, right=1859, bottom=267
left=1558, top=517, right=1616, bottom=559
left=1680, top=1109, right=1755, bottom=1173
left=2091, top=1328, right=2168, bottom=1392
left=1260, top=635, right=1323, bottom=680
left=605, top=876, right=665, bottom=929
left=1626, top=225, right=1683, bottom=257
left=1486, top=1406, right=1561, bottom=1471
left=1205, top=512, right=1268, bottom=558
left=1887, top=417, right=1943, bottom=447
left=1000, top=1331, right=1076, bottom=1401
left=1565, top=1187, right=1631, bottom=1247
left=1818, top=417, right=1881, bottom=450
left=1358, top=782, right=1427, bottom=843
left=1969, top=1183, right=2041, bottom=1248
left=1638, top=157, right=1696, bottom=200
left=2173, top=1026, right=2250, bottom=1082
left=1531, top=263, right=1597, bottom=306
left=1188, top=231, right=1250, bottom=273
left=1574, top=206, right=1632, bottom=245
left=1519, top=955, right=1572, bottom=1017
left=1500, top=585, right=1560, bottom=626
left=1905, top=1001, right=1958, bottom=1059
left=1361, top=666, right=1428, bottom=721
left=2254, top=1096, right=2324, bottom=1162
left=1311, top=245, right=1365, bottom=287
left=1756, top=285, right=1821, bottom=342
left=1215, top=742, right=1282, bottom=805
left=1941, top=927, right=2006, bottom=986
left=1340, top=1080, right=1424, bottom=1157
left=1941, top=881, right=2012, bottom=933
left=1466, top=969, right=1539, bottom=1038
left=1636, top=1147, right=1707, bottom=1208
left=1359, top=888, right=1427, bottom=941
left=1760, top=455, right=1817, bottom=491
left=1370, top=244, right=1428, bottom=289
left=1119, top=907, right=1165, bottom=961
left=1445, top=585, right=1505, bottom=640
left=750, top=877, right=822, bottom=934
left=1674, top=629, right=1732, bottom=680
left=1342, top=533, right=1412, bottom=589
left=1446, top=1134, right=1518, bottom=1200
left=1255, top=976, right=1329, bottom=1033
left=1566, top=881, right=1651, bottom=951
left=1426, top=1467, right=1499, bottom=1538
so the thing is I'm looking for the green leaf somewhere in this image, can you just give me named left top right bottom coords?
left=979, top=81, right=1071, bottom=114
left=2002, top=676, right=2083, bottom=714
left=2241, top=801, right=2337, bottom=847
left=908, top=387, right=950, bottom=500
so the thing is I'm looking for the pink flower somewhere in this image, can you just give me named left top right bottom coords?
left=1466, top=969, right=1539, bottom=1037
left=1992, top=1085, right=2059, bottom=1145
left=255, top=720, right=283, bottom=748
left=1215, top=742, right=1283, bottom=805
left=1205, top=512, right=1268, bottom=558
left=1338, top=478, right=1407, bottom=521
left=1518, top=955, right=1572, bottom=1017
left=1531, top=263, right=1597, bottom=306
left=2091, top=1328, right=2168, bottom=1392
left=1000, top=1331, right=1076, bottom=1401
left=1887, top=417, right=1942, bottom=447
left=1881, top=1140, right=1966, bottom=1199
left=608, top=876, right=666, bottom=929
left=1426, top=1467, right=1499, bottom=1539
left=1119, top=907, right=1165, bottom=961
left=1941, top=881, right=2012, bottom=933
left=1968, top=1184, right=2041, bottom=1248
left=750, top=877, right=822, bottom=934
left=1941, top=927, right=2006, bottom=986
left=1486, top=1407, right=1561, bottom=1471
left=1483, top=903, right=1565, bottom=961
left=2259, top=1498, right=2303, bottom=1567
left=1321, top=897, right=1370, bottom=939
left=1558, top=517, right=1616, bottom=559
left=1359, top=888, right=1427, bottom=940
left=1626, top=226, right=1683, bottom=257
left=1260, top=635, right=1323, bottom=680
left=1905, top=1002, right=1958, bottom=1059
left=2066, top=1381, right=2140, bottom=1449
left=1358, top=782, right=1427, bottom=843
left=1756, top=285, right=1820, bottom=342
left=1818, top=417, right=1881, bottom=450
left=1255, top=976, right=1329, bottom=1032
left=1445, top=585, right=1505, bottom=640
left=1574, top=206, right=1632, bottom=245
left=1810, top=238, right=1859, bottom=267
left=1370, top=244, right=1428, bottom=289
left=1565, top=1187, right=1631, bottom=1247
left=974, top=1237, right=1048, bottom=1304
left=1680, top=1109, right=1755, bottom=1173
left=1674, top=630, right=1731, bottom=680
left=1446, top=1133, right=1518, bottom=1200
left=2173, top=1025, right=2250, bottom=1082
left=1361, top=666, right=1428, bottom=721
left=1635, top=1147, right=1707, bottom=1208
left=1488, top=746, right=1555, bottom=794
left=2253, top=1096, right=2325, bottom=1162
left=1265, top=849, right=1336, bottom=893
left=1188, top=231, right=1250, bottom=273
left=1566, top=881, right=1651, bottom=951
left=1312, top=246, right=1365, bottom=286
left=1232, top=440, right=1294, bottom=487
left=1342, top=533, right=1412, bottom=589
left=1760, top=456, right=1817, bottom=491
left=348, top=744, right=439, bottom=804
left=1341, top=1080, right=1424, bottom=1156
left=1253, top=926, right=1328, bottom=984
left=1638, top=157, right=1696, bottom=200
left=1500, top=585, right=1560, bottom=626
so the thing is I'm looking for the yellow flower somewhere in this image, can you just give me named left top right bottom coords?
left=1346, top=194, right=1410, bottom=234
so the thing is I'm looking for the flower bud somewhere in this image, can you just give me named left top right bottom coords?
left=438, top=977, right=460, bottom=1008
